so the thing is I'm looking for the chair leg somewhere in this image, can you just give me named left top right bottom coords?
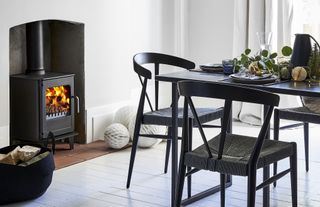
left=126, top=120, right=142, bottom=188
left=290, top=143, right=298, bottom=207
left=164, top=127, right=172, bottom=173
left=220, top=173, right=226, bottom=207
left=303, top=122, right=309, bottom=172
left=182, top=118, right=193, bottom=198
left=273, top=109, right=280, bottom=187
left=187, top=118, right=193, bottom=198
left=247, top=168, right=257, bottom=207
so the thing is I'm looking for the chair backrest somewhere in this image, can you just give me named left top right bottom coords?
left=178, top=80, right=280, bottom=167
left=133, top=52, right=195, bottom=112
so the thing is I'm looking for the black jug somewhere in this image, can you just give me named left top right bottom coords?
left=291, top=34, right=320, bottom=67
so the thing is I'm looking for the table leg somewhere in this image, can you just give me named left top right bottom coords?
left=263, top=105, right=270, bottom=207
left=171, top=83, right=178, bottom=207
left=227, top=102, right=233, bottom=134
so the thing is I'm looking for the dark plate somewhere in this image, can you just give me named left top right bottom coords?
left=199, top=63, right=223, bottom=72
left=229, top=74, right=278, bottom=84
left=200, top=67, right=223, bottom=73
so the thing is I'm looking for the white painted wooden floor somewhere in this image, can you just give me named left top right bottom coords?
left=5, top=122, right=320, bottom=207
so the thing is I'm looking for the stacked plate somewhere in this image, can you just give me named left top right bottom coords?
left=199, top=63, right=223, bottom=72
left=229, top=73, right=278, bottom=84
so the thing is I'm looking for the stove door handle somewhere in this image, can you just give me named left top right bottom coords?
left=73, top=96, right=80, bottom=114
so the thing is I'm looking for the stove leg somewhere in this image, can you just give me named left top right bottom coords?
left=68, top=136, right=74, bottom=150
left=47, top=132, right=55, bottom=154
left=43, top=139, right=48, bottom=148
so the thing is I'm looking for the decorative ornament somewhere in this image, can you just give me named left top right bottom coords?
left=113, top=105, right=137, bottom=129
left=104, top=123, right=130, bottom=149
left=291, top=66, right=307, bottom=81
left=128, top=116, right=165, bottom=148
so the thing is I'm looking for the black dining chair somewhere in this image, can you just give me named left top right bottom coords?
left=176, top=80, right=297, bottom=207
left=126, top=53, right=224, bottom=196
left=273, top=99, right=320, bottom=186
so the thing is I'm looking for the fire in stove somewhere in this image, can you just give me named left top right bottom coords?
left=46, top=85, right=71, bottom=119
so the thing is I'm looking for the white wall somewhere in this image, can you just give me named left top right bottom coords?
left=0, top=0, right=177, bottom=146
left=91, top=1, right=237, bottom=139
left=0, top=0, right=235, bottom=145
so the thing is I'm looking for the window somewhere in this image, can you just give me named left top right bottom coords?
left=292, top=0, right=320, bottom=42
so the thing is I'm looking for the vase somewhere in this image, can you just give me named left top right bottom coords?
left=291, top=34, right=312, bottom=67
left=257, top=31, right=272, bottom=52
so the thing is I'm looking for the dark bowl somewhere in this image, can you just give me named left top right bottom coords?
left=0, top=144, right=55, bottom=205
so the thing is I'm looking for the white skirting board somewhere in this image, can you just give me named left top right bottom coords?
left=0, top=125, right=9, bottom=148
left=85, top=101, right=133, bottom=143
left=92, top=113, right=114, bottom=141
left=85, top=85, right=152, bottom=144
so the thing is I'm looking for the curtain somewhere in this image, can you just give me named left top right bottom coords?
left=232, top=0, right=299, bottom=125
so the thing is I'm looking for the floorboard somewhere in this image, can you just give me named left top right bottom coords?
left=5, top=121, right=320, bottom=207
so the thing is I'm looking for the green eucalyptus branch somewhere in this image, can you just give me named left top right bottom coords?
left=233, top=46, right=292, bottom=75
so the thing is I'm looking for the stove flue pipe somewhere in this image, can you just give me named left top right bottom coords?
left=26, top=21, right=45, bottom=75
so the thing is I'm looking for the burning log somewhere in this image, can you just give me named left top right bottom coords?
left=45, top=85, right=71, bottom=119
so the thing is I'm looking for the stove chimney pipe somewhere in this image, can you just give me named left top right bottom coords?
left=26, top=21, right=45, bottom=75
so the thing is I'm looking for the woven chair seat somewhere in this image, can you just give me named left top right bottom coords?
left=142, top=107, right=224, bottom=127
left=277, top=107, right=320, bottom=124
left=184, top=134, right=295, bottom=176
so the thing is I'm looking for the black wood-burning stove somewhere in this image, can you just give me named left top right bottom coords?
left=10, top=21, right=79, bottom=153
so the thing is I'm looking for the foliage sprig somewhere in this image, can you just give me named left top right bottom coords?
left=308, top=43, right=320, bottom=79
left=233, top=46, right=292, bottom=75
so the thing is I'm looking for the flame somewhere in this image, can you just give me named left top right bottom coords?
left=46, top=85, right=70, bottom=116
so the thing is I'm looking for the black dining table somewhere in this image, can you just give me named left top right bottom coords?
left=155, top=70, right=320, bottom=207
